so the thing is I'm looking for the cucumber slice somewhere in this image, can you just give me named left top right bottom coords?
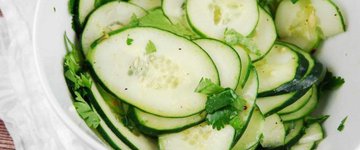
left=278, top=87, right=313, bottom=114
left=254, top=44, right=306, bottom=94
left=82, top=1, right=147, bottom=54
left=94, top=111, right=131, bottom=150
left=234, top=45, right=251, bottom=88
left=233, top=68, right=259, bottom=140
left=129, top=107, right=205, bottom=135
left=162, top=0, right=186, bottom=24
left=260, top=114, right=286, bottom=148
left=129, top=0, right=161, bottom=10
left=90, top=84, right=157, bottom=150
left=78, top=0, right=96, bottom=26
left=194, top=39, right=241, bottom=89
left=232, top=108, right=264, bottom=150
left=89, top=27, right=219, bottom=117
left=290, top=142, right=315, bottom=150
left=298, top=123, right=323, bottom=144
left=280, top=87, right=318, bottom=121
left=284, top=119, right=305, bottom=144
left=248, top=7, right=277, bottom=61
left=158, top=123, right=235, bottom=150
left=275, top=0, right=322, bottom=51
left=256, top=88, right=310, bottom=116
left=311, top=0, right=346, bottom=37
left=186, top=0, right=259, bottom=38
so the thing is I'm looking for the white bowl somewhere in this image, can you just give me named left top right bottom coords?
left=33, top=0, right=360, bottom=149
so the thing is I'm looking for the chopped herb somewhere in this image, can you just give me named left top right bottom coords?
left=337, top=116, right=348, bottom=132
left=224, top=28, right=261, bottom=56
left=126, top=14, right=140, bottom=28
left=74, top=92, right=100, bottom=128
left=126, top=36, right=134, bottom=45
left=305, top=115, right=330, bottom=125
left=320, top=71, right=345, bottom=92
left=63, top=34, right=100, bottom=129
left=194, top=78, right=224, bottom=95
left=68, top=0, right=75, bottom=14
left=195, top=78, right=247, bottom=130
left=146, top=40, right=157, bottom=54
left=53, top=7, right=56, bottom=12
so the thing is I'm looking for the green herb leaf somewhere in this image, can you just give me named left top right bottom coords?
left=305, top=115, right=330, bottom=125
left=68, top=0, right=75, bottom=14
left=195, top=78, right=224, bottom=95
left=224, top=28, right=261, bottom=56
left=206, top=89, right=238, bottom=113
left=337, top=116, right=348, bottom=132
left=78, top=73, right=92, bottom=88
left=126, top=36, right=134, bottom=45
left=74, top=102, right=100, bottom=128
left=127, top=14, right=140, bottom=27
left=320, top=71, right=345, bottom=91
left=146, top=40, right=157, bottom=54
left=206, top=107, right=238, bottom=130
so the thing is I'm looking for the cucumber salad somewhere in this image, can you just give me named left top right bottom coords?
left=64, top=0, right=346, bottom=149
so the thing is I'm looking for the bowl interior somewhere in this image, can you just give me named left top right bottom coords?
left=33, top=0, right=360, bottom=149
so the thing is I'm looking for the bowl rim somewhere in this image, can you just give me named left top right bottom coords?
left=32, top=0, right=107, bottom=149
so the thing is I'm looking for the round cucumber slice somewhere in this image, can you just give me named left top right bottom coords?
left=82, top=1, right=147, bottom=54
left=186, top=0, right=259, bottom=39
left=88, top=27, right=219, bottom=117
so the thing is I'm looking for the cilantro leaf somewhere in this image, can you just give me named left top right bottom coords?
left=320, top=71, right=345, bottom=91
left=206, top=107, right=238, bottom=130
left=337, top=116, right=348, bottom=132
left=206, top=89, right=238, bottom=113
left=305, top=115, right=330, bottom=125
left=146, top=40, right=157, bottom=54
left=126, top=36, right=134, bottom=45
left=74, top=93, right=100, bottom=128
left=224, top=28, right=261, bottom=56
left=195, top=78, right=224, bottom=95
left=74, top=102, right=100, bottom=128
left=127, top=14, right=140, bottom=28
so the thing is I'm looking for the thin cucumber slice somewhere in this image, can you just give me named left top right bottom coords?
left=162, top=0, right=186, bottom=24
left=311, top=0, right=346, bottom=37
left=78, top=0, right=96, bottom=26
left=234, top=68, right=259, bottom=140
left=275, top=0, right=322, bottom=51
left=280, top=87, right=318, bottom=121
left=232, top=108, right=264, bottom=150
left=94, top=111, right=131, bottom=150
left=260, top=114, right=286, bottom=148
left=234, top=45, right=251, bottom=88
left=248, top=7, right=277, bottom=61
left=290, top=142, right=315, bottom=150
left=90, top=84, right=157, bottom=150
left=82, top=1, right=147, bottom=54
left=256, top=88, right=310, bottom=116
left=254, top=44, right=306, bottom=94
left=194, top=39, right=241, bottom=89
left=89, top=27, right=219, bottom=117
left=284, top=119, right=305, bottom=144
left=158, top=123, right=235, bottom=150
left=129, top=0, right=161, bottom=10
left=129, top=107, right=205, bottom=135
left=278, top=87, right=313, bottom=114
left=186, top=0, right=259, bottom=38
left=298, top=123, right=324, bottom=144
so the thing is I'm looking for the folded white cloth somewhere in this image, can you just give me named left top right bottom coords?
left=0, top=0, right=94, bottom=149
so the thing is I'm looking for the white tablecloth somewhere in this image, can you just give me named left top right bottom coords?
left=0, top=0, right=93, bottom=149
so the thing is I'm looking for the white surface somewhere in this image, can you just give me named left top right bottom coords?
left=0, top=0, right=359, bottom=149
left=0, top=0, right=101, bottom=149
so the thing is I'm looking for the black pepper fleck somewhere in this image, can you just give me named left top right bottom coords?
left=125, top=88, right=128, bottom=90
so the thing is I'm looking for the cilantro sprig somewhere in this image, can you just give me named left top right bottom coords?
left=224, top=28, right=261, bottom=56
left=64, top=34, right=100, bottom=128
left=195, top=78, right=246, bottom=130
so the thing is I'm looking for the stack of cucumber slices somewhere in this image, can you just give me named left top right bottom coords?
left=65, top=0, right=346, bottom=149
